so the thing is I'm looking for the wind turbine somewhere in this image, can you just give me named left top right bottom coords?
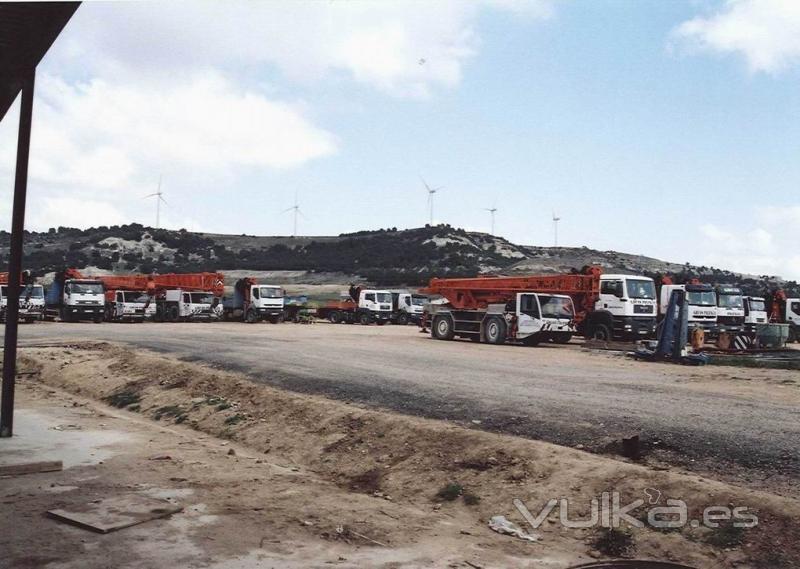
left=552, top=210, right=561, bottom=247
left=282, top=191, right=305, bottom=237
left=421, top=177, right=443, bottom=226
left=484, top=202, right=498, bottom=235
left=144, top=175, right=168, bottom=229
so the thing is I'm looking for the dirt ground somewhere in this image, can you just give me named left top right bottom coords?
left=14, top=322, right=800, bottom=499
left=1, top=343, right=798, bottom=568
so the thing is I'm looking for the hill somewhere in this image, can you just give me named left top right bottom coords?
left=2, top=223, right=796, bottom=296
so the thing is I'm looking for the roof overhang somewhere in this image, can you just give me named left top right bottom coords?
left=0, top=2, right=80, bottom=121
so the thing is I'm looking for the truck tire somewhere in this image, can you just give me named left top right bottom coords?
left=588, top=323, right=612, bottom=341
left=551, top=332, right=573, bottom=344
left=483, top=316, right=507, bottom=345
left=329, top=311, right=341, bottom=324
left=93, top=313, right=104, bottom=324
left=432, top=314, right=455, bottom=340
left=60, top=308, right=73, bottom=323
left=359, top=311, right=372, bottom=325
left=245, top=309, right=258, bottom=323
left=396, top=313, right=409, bottom=326
left=166, top=305, right=180, bottom=323
left=522, top=334, right=541, bottom=347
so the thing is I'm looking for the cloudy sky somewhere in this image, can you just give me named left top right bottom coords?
left=0, top=0, right=798, bottom=279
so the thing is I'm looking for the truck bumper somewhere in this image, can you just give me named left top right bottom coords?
left=67, top=306, right=103, bottom=316
left=617, top=316, right=656, bottom=339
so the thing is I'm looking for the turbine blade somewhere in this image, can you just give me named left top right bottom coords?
left=282, top=206, right=295, bottom=213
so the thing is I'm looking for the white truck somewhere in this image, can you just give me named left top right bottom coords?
left=105, top=290, right=156, bottom=322
left=154, top=289, right=223, bottom=322
left=0, top=283, right=45, bottom=322
left=743, top=296, right=768, bottom=333
left=428, top=292, right=577, bottom=346
left=659, top=283, right=717, bottom=334
left=391, top=292, right=428, bottom=325
left=318, top=287, right=393, bottom=325
left=222, top=279, right=285, bottom=323
left=46, top=270, right=105, bottom=322
left=714, top=286, right=745, bottom=334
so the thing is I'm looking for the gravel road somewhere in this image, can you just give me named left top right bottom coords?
left=11, top=321, right=800, bottom=492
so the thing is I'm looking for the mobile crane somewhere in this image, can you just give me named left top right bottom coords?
left=97, top=272, right=225, bottom=322
left=0, top=271, right=45, bottom=323
left=317, top=285, right=393, bottom=325
left=767, top=289, right=800, bottom=343
left=422, top=266, right=657, bottom=343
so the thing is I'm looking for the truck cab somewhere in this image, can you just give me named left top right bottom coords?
left=358, top=289, right=393, bottom=324
left=776, top=297, right=800, bottom=342
left=659, top=283, right=717, bottom=334
left=47, top=279, right=105, bottom=322
left=0, top=283, right=45, bottom=322
left=108, top=290, right=156, bottom=322
left=391, top=292, right=428, bottom=325
left=223, top=281, right=285, bottom=323
left=429, top=291, right=575, bottom=346
left=514, top=292, right=576, bottom=345
left=590, top=274, right=657, bottom=339
left=743, top=296, right=768, bottom=332
left=158, top=289, right=222, bottom=322
left=715, top=286, right=745, bottom=334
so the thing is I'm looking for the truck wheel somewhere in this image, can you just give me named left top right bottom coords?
left=359, top=312, right=372, bottom=325
left=245, top=309, right=258, bottom=323
left=396, top=313, right=408, bottom=326
left=551, top=332, right=573, bottom=344
left=60, top=308, right=73, bottom=323
left=789, top=327, right=797, bottom=343
left=166, top=305, right=180, bottom=323
left=588, top=323, right=612, bottom=341
left=432, top=315, right=455, bottom=340
left=484, top=317, right=507, bottom=345
left=93, top=313, right=104, bottom=324
left=329, top=311, right=341, bottom=324
left=522, top=334, right=541, bottom=347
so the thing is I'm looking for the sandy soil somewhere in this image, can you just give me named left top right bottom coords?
left=14, top=322, right=800, bottom=498
left=3, top=342, right=798, bottom=568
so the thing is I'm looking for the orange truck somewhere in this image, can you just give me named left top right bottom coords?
left=422, top=266, right=658, bottom=343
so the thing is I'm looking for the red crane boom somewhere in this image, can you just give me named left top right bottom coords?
left=423, top=266, right=602, bottom=325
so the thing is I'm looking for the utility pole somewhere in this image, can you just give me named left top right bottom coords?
left=1, top=70, right=34, bottom=438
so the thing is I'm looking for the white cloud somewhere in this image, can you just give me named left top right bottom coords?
left=672, top=0, right=800, bottom=73
left=49, top=1, right=552, bottom=99
left=28, top=198, right=128, bottom=230
left=697, top=208, right=799, bottom=280
left=0, top=1, right=553, bottom=234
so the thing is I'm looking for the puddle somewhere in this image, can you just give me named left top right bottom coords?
left=0, top=408, right=131, bottom=468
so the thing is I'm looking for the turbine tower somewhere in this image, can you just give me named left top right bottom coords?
left=282, top=191, right=305, bottom=237
left=552, top=211, right=561, bottom=247
left=421, top=177, right=443, bottom=226
left=144, top=175, right=168, bottom=229
left=484, top=203, right=498, bottom=235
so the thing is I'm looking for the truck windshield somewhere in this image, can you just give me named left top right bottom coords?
left=260, top=287, right=283, bottom=298
left=190, top=293, right=215, bottom=304
left=69, top=282, right=103, bottom=294
left=21, top=286, right=44, bottom=298
left=626, top=279, right=655, bottom=299
left=376, top=293, right=392, bottom=303
left=539, top=296, right=575, bottom=319
left=687, top=291, right=716, bottom=306
left=718, top=294, right=743, bottom=308
left=124, top=292, right=150, bottom=303
left=748, top=299, right=766, bottom=312
left=411, top=296, right=427, bottom=305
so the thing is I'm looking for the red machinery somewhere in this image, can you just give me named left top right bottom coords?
left=97, top=272, right=225, bottom=302
left=423, top=266, right=601, bottom=328
left=84, top=271, right=224, bottom=322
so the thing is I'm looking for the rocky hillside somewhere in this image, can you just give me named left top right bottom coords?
left=2, top=223, right=796, bottom=295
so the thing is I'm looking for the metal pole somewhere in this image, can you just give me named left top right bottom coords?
left=1, top=70, right=35, bottom=438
